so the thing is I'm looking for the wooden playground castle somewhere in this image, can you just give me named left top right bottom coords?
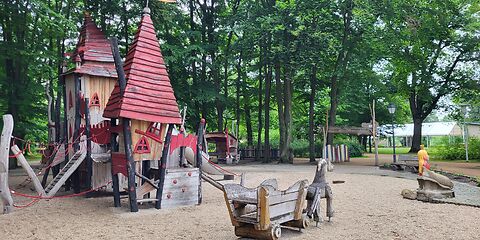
left=0, top=6, right=335, bottom=239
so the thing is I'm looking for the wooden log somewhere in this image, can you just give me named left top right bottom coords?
left=110, top=118, right=121, bottom=207
left=1, top=114, right=14, bottom=214
left=110, top=37, right=126, bottom=94
left=258, top=186, right=271, bottom=231
left=72, top=73, right=81, bottom=193
left=123, top=118, right=138, bottom=212
left=294, top=181, right=307, bottom=220
left=234, top=224, right=280, bottom=240
left=11, top=145, right=46, bottom=196
left=196, top=119, right=205, bottom=204
left=53, top=80, right=62, bottom=177
left=155, top=124, right=174, bottom=209
left=282, top=214, right=309, bottom=229
left=85, top=98, right=92, bottom=197
left=110, top=37, right=138, bottom=212
left=62, top=81, right=70, bottom=190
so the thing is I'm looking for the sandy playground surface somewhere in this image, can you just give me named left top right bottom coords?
left=1, top=163, right=480, bottom=240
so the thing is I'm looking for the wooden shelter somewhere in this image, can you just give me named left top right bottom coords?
left=206, top=129, right=239, bottom=164
left=104, top=7, right=201, bottom=212
left=58, top=12, right=118, bottom=194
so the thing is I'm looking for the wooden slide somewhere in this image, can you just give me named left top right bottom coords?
left=184, top=147, right=233, bottom=176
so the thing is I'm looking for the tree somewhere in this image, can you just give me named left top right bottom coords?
left=377, top=0, right=480, bottom=152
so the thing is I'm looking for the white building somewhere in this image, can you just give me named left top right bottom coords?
left=381, top=122, right=480, bottom=147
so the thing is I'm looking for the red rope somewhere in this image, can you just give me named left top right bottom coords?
left=203, top=154, right=240, bottom=176
left=13, top=199, right=40, bottom=208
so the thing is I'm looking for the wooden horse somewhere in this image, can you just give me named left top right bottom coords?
left=306, top=158, right=334, bottom=225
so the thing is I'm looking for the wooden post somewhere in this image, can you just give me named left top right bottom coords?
left=53, top=84, right=62, bottom=177
left=111, top=38, right=126, bottom=94
left=371, top=100, right=379, bottom=166
left=155, top=124, right=174, bottom=209
left=85, top=98, right=92, bottom=197
left=122, top=119, right=137, bottom=212
left=110, top=37, right=138, bottom=212
left=72, top=73, right=81, bottom=193
left=11, top=145, right=46, bottom=196
left=1, top=115, right=14, bottom=214
left=196, top=119, right=205, bottom=204
left=62, top=81, right=70, bottom=190
left=110, top=118, right=121, bottom=207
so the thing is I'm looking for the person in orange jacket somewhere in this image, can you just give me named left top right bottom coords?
left=417, top=145, right=430, bottom=175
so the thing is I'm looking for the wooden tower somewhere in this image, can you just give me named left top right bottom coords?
left=104, top=7, right=200, bottom=212
left=61, top=13, right=118, bottom=193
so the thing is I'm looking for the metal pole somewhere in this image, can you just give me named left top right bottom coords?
left=465, top=118, right=469, bottom=162
left=392, top=116, right=396, bottom=163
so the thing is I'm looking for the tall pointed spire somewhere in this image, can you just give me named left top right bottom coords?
left=103, top=9, right=181, bottom=124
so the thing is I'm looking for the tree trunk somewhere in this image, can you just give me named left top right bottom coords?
left=264, top=65, right=272, bottom=163
left=326, top=0, right=354, bottom=145
left=410, top=116, right=423, bottom=153
left=281, top=68, right=293, bottom=163
left=236, top=52, right=242, bottom=135
left=244, top=98, right=253, bottom=146
left=256, top=48, right=263, bottom=161
left=309, top=65, right=317, bottom=162
left=275, top=61, right=285, bottom=156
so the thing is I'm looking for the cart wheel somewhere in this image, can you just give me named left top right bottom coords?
left=302, top=215, right=310, bottom=228
left=271, top=225, right=281, bottom=240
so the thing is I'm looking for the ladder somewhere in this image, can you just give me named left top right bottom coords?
left=45, top=150, right=87, bottom=197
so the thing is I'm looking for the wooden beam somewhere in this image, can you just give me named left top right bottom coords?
left=72, top=73, right=81, bottom=193
left=11, top=145, right=46, bottom=196
left=327, top=126, right=372, bottom=135
left=110, top=118, right=121, bottom=207
left=258, top=186, right=271, bottom=231
left=196, top=119, right=205, bottom=204
left=1, top=114, right=14, bottom=214
left=110, top=37, right=138, bottom=212
left=110, top=37, right=126, bottom=95
left=155, top=124, right=174, bottom=209
left=85, top=98, right=92, bottom=197
left=62, top=81, right=70, bottom=190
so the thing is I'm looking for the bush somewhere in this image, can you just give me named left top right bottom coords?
left=291, top=139, right=323, bottom=158
left=334, top=140, right=364, bottom=157
left=238, top=138, right=364, bottom=158
left=429, top=137, right=480, bottom=160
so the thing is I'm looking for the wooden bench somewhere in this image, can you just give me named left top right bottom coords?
left=223, top=179, right=309, bottom=240
left=391, top=154, right=418, bottom=173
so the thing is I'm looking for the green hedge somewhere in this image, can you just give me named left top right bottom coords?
left=429, top=137, right=480, bottom=160
left=238, top=138, right=364, bottom=158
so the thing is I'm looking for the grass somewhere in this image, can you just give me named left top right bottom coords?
left=429, top=158, right=480, bottom=163
left=377, top=147, right=410, bottom=155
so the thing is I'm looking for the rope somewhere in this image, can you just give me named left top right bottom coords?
left=13, top=199, right=40, bottom=208
left=203, top=155, right=240, bottom=176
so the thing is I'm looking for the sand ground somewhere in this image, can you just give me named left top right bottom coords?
left=1, top=163, right=480, bottom=240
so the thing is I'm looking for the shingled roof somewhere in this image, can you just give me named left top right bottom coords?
left=66, top=12, right=117, bottom=78
left=103, top=8, right=181, bottom=124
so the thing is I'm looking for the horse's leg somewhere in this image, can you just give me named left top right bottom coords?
left=325, top=185, right=334, bottom=221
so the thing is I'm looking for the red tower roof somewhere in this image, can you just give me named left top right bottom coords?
left=66, top=12, right=117, bottom=78
left=103, top=9, right=181, bottom=124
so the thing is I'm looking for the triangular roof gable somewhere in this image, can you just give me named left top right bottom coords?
left=66, top=12, right=117, bottom=78
left=103, top=9, right=181, bottom=124
left=73, top=13, right=115, bottom=64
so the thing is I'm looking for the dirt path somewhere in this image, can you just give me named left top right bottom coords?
left=343, top=153, right=480, bottom=177
left=1, top=163, right=480, bottom=239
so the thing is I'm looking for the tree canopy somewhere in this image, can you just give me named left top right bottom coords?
left=1, top=0, right=479, bottom=160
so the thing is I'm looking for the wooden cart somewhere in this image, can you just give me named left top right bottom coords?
left=223, top=179, right=309, bottom=240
